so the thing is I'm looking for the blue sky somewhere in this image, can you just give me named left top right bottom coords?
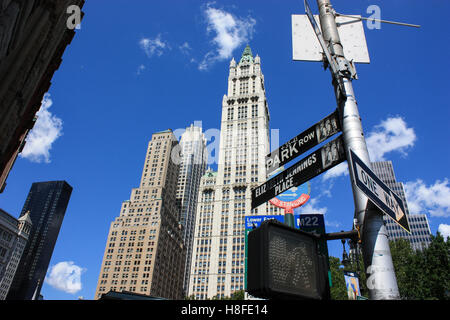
left=1, top=0, right=449, bottom=300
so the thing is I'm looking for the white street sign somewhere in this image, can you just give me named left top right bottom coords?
left=350, top=150, right=410, bottom=232
left=292, top=14, right=370, bottom=64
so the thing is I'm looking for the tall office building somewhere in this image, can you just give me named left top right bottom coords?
left=371, top=161, right=432, bottom=251
left=0, top=209, right=32, bottom=300
left=95, top=130, right=186, bottom=300
left=187, top=46, right=282, bottom=299
left=0, top=0, right=85, bottom=192
left=6, top=181, right=73, bottom=300
left=176, top=123, right=208, bottom=296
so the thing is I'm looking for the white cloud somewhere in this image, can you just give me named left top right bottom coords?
left=139, top=34, right=168, bottom=58
left=366, top=116, right=416, bottom=161
left=295, top=198, right=328, bottom=215
left=322, top=116, right=416, bottom=181
left=136, top=64, right=146, bottom=75
left=438, top=224, right=450, bottom=241
left=199, top=4, right=256, bottom=70
left=322, top=162, right=349, bottom=181
left=179, top=42, right=192, bottom=55
left=20, top=93, right=63, bottom=163
left=404, top=178, right=450, bottom=217
left=45, top=261, right=85, bottom=294
left=325, top=220, right=342, bottom=229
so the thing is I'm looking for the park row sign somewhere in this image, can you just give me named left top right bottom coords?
left=266, top=110, right=341, bottom=175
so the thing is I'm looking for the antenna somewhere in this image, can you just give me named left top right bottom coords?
left=335, top=12, right=420, bottom=28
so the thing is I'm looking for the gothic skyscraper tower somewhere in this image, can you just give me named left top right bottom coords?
left=188, top=46, right=282, bottom=299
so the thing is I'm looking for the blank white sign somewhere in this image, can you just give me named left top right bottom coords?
left=292, top=14, right=370, bottom=64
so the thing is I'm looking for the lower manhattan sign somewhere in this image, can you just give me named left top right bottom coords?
left=266, top=110, right=341, bottom=175
left=252, top=135, right=345, bottom=209
left=350, top=149, right=411, bottom=233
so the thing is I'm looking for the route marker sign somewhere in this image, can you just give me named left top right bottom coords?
left=269, top=182, right=311, bottom=214
left=349, top=149, right=410, bottom=233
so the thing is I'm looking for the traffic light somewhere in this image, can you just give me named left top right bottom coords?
left=247, top=219, right=329, bottom=300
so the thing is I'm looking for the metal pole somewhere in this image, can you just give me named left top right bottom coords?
left=316, top=0, right=400, bottom=300
left=323, top=229, right=358, bottom=241
left=283, top=208, right=295, bottom=228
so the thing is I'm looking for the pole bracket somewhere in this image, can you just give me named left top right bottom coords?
left=335, top=56, right=357, bottom=80
left=323, top=229, right=359, bottom=241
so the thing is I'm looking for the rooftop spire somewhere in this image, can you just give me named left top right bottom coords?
left=19, top=210, right=32, bottom=225
left=239, top=44, right=253, bottom=64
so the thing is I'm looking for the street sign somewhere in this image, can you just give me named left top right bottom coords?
left=266, top=110, right=341, bottom=175
left=297, top=214, right=332, bottom=290
left=269, top=182, right=310, bottom=213
left=344, top=271, right=361, bottom=300
left=245, top=215, right=297, bottom=230
left=292, top=14, right=370, bottom=63
left=297, top=214, right=328, bottom=258
left=252, top=135, right=345, bottom=209
left=349, top=149, right=411, bottom=233
left=297, top=214, right=325, bottom=236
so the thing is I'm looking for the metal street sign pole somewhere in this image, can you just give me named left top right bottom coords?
left=315, top=0, right=400, bottom=299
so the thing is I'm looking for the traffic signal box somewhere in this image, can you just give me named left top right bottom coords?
left=247, top=219, right=330, bottom=300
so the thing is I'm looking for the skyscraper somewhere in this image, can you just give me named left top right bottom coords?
left=176, top=123, right=208, bottom=296
left=371, top=161, right=432, bottom=251
left=95, top=130, right=185, bottom=300
left=6, top=181, right=73, bottom=300
left=188, top=46, right=282, bottom=299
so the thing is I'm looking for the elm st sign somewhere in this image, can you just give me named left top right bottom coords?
left=350, top=149, right=411, bottom=233
left=266, top=110, right=341, bottom=175
left=252, top=135, right=345, bottom=209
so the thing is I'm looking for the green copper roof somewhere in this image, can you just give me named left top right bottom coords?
left=239, top=44, right=253, bottom=64
left=155, top=129, right=173, bottom=134
left=203, top=169, right=217, bottom=178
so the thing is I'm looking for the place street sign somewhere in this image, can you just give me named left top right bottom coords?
left=266, top=110, right=341, bottom=175
left=252, top=135, right=345, bottom=209
left=349, top=149, right=411, bottom=233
